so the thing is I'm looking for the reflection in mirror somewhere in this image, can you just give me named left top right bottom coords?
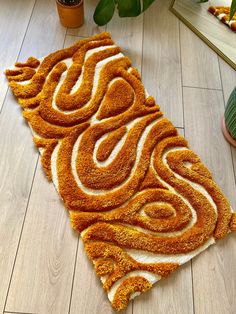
left=171, top=0, right=236, bottom=70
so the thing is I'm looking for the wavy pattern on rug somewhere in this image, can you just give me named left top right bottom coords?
left=5, top=32, right=236, bottom=311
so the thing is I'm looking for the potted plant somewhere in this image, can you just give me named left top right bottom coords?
left=93, top=0, right=156, bottom=26
left=56, top=0, right=84, bottom=28
left=93, top=0, right=236, bottom=26
left=222, top=87, right=236, bottom=147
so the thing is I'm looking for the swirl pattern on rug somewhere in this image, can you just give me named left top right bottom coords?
left=5, top=32, right=236, bottom=311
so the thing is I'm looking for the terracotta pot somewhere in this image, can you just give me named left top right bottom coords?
left=56, top=0, right=84, bottom=28
left=221, top=116, right=236, bottom=147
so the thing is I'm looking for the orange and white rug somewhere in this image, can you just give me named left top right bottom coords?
left=5, top=32, right=236, bottom=311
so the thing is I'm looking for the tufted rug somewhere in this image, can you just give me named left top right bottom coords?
left=5, top=32, right=236, bottom=311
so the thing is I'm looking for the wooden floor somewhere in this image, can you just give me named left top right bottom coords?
left=0, top=0, right=236, bottom=313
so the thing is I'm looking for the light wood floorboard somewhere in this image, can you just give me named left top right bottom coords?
left=0, top=2, right=42, bottom=309
left=5, top=164, right=77, bottom=314
left=69, top=239, right=132, bottom=314
left=106, top=12, right=143, bottom=69
left=180, top=22, right=221, bottom=90
left=0, top=0, right=35, bottom=111
left=183, top=87, right=236, bottom=314
left=142, top=0, right=183, bottom=128
left=18, top=0, right=66, bottom=60
left=219, top=58, right=236, bottom=101
left=133, top=263, right=193, bottom=314
left=181, top=23, right=236, bottom=312
left=0, top=90, right=38, bottom=314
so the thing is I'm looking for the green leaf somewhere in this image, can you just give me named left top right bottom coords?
left=93, top=0, right=116, bottom=26
left=117, top=0, right=141, bottom=17
left=230, top=0, right=236, bottom=20
left=225, top=87, right=236, bottom=138
left=142, top=0, right=156, bottom=11
left=197, top=0, right=209, bottom=2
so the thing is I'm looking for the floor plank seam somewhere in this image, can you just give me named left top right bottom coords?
left=68, top=236, right=80, bottom=314
left=0, top=87, right=9, bottom=119
left=179, top=18, right=195, bottom=314
left=2, top=1, right=38, bottom=310
left=64, top=28, right=68, bottom=47
left=4, top=311, right=36, bottom=314
left=190, top=261, right=196, bottom=314
left=3, top=157, right=39, bottom=313
left=178, top=19, right=185, bottom=134
left=132, top=13, right=145, bottom=314
left=183, top=85, right=222, bottom=91
left=66, top=33, right=91, bottom=38
left=140, top=11, right=145, bottom=78
left=217, top=56, right=225, bottom=101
